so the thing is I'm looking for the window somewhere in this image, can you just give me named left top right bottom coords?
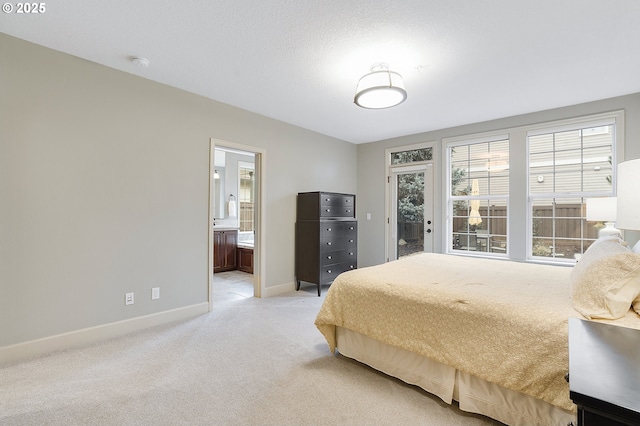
left=391, top=147, right=432, bottom=164
left=448, top=137, right=509, bottom=255
left=528, top=121, right=616, bottom=261
left=442, top=111, right=622, bottom=264
left=238, top=163, right=255, bottom=232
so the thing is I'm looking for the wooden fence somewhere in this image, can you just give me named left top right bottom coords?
left=452, top=203, right=601, bottom=256
left=453, top=204, right=598, bottom=238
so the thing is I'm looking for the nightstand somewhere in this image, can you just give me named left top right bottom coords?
left=568, top=317, right=640, bottom=425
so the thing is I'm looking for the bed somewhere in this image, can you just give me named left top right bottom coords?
left=315, top=249, right=640, bottom=426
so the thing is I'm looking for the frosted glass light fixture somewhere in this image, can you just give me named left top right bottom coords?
left=354, top=63, right=407, bottom=109
left=616, top=159, right=640, bottom=253
left=585, top=197, right=620, bottom=237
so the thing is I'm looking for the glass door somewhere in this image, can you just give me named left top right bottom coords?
left=388, top=164, right=433, bottom=260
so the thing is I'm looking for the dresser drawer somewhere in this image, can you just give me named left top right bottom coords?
left=319, top=205, right=355, bottom=218
left=319, top=193, right=355, bottom=218
left=320, top=221, right=357, bottom=239
left=321, top=248, right=357, bottom=265
left=320, top=261, right=357, bottom=284
left=296, top=191, right=356, bottom=220
left=320, top=235, right=357, bottom=251
left=320, top=193, right=355, bottom=208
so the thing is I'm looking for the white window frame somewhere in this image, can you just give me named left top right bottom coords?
left=445, top=133, right=510, bottom=258
left=440, top=110, right=625, bottom=265
left=238, top=161, right=255, bottom=234
left=526, top=112, right=624, bottom=263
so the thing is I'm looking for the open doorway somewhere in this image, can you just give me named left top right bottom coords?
left=209, top=138, right=265, bottom=310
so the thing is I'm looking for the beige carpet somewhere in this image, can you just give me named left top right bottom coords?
left=0, top=273, right=502, bottom=425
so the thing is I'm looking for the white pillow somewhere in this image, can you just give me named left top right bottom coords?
left=570, top=237, right=640, bottom=319
left=570, top=237, right=629, bottom=290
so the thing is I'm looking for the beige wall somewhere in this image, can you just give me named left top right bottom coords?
left=4, top=31, right=639, bottom=354
left=0, top=34, right=356, bottom=348
left=357, top=93, right=640, bottom=267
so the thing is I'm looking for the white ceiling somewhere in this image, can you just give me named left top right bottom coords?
left=2, top=1, right=640, bottom=144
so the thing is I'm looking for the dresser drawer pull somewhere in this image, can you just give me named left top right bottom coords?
left=349, top=265, right=355, bottom=269
left=325, top=198, right=331, bottom=202
left=326, top=227, right=332, bottom=231
left=346, top=209, right=352, bottom=213
left=349, top=239, right=354, bottom=243
left=325, top=208, right=331, bottom=213
left=346, top=199, right=351, bottom=203
left=327, top=269, right=332, bottom=274
left=349, top=226, right=354, bottom=230
left=327, top=255, right=332, bottom=260
left=327, top=241, right=332, bottom=245
left=349, top=252, right=354, bottom=256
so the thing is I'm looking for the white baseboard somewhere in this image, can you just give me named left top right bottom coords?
left=0, top=303, right=209, bottom=365
left=263, top=281, right=296, bottom=297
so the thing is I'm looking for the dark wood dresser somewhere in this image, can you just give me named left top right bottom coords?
left=569, top=317, right=640, bottom=426
left=295, top=191, right=357, bottom=296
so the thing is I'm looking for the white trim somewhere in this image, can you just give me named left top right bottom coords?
left=0, top=303, right=209, bottom=365
left=261, top=281, right=296, bottom=297
left=425, top=164, right=434, bottom=253
left=387, top=142, right=435, bottom=160
left=209, top=142, right=216, bottom=307
left=444, top=133, right=510, bottom=147
left=525, top=112, right=620, bottom=137
left=442, top=110, right=623, bottom=143
left=444, top=138, right=510, bottom=258
left=524, top=111, right=624, bottom=262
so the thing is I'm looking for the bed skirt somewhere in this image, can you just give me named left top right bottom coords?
left=336, top=326, right=574, bottom=426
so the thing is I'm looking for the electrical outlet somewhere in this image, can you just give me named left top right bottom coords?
left=151, top=287, right=160, bottom=300
left=125, top=292, right=134, bottom=305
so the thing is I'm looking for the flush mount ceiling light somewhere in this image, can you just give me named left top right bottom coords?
left=354, top=63, right=407, bottom=109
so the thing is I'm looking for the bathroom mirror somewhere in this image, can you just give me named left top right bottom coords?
left=213, top=166, right=225, bottom=218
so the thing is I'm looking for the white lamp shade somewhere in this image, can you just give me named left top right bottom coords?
left=585, top=197, right=617, bottom=222
left=616, top=159, right=640, bottom=231
left=354, top=69, right=407, bottom=109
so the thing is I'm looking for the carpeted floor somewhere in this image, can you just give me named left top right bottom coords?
left=0, top=271, right=502, bottom=425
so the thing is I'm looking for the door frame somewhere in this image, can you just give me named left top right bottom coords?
left=385, top=142, right=435, bottom=262
left=209, top=138, right=266, bottom=310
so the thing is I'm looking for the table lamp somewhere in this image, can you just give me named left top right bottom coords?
left=616, top=158, right=640, bottom=253
left=585, top=197, right=620, bottom=237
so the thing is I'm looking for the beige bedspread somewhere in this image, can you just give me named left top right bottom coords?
left=315, top=253, right=640, bottom=412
